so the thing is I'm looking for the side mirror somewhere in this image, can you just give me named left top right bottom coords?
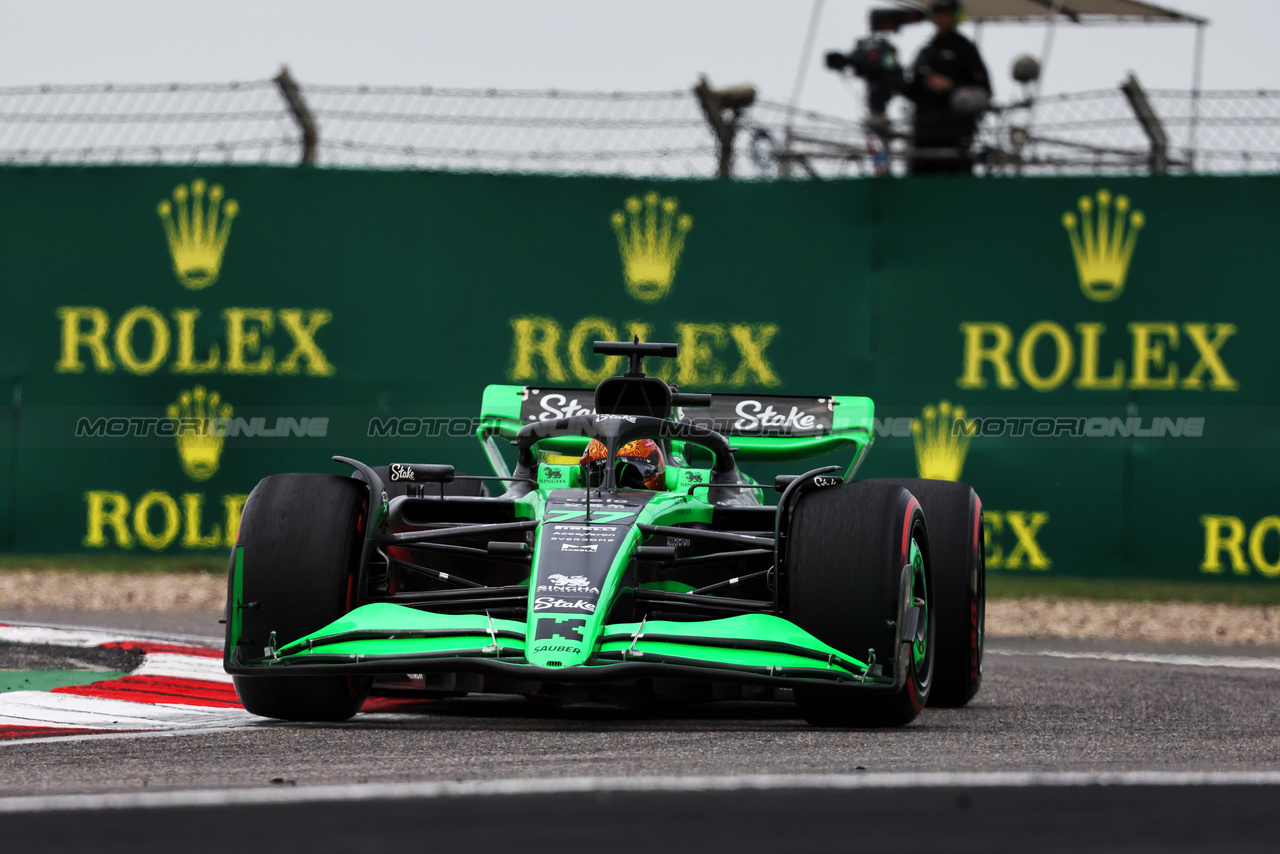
left=671, top=392, right=713, bottom=408
left=775, top=473, right=843, bottom=492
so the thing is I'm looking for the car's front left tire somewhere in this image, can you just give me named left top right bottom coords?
left=787, top=481, right=934, bottom=727
left=864, top=478, right=984, bottom=707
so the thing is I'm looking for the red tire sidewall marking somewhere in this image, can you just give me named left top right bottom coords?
left=970, top=493, right=983, bottom=687
left=900, top=495, right=920, bottom=565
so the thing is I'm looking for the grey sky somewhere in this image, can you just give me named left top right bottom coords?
left=0, top=0, right=1266, bottom=120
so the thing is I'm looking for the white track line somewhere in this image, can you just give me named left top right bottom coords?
left=131, top=653, right=232, bottom=683
left=0, top=691, right=256, bottom=730
left=0, top=722, right=269, bottom=748
left=0, top=623, right=243, bottom=740
left=990, top=648, right=1280, bottom=670
left=2, top=771, right=1280, bottom=813
left=0, top=626, right=144, bottom=648
left=0, top=622, right=220, bottom=648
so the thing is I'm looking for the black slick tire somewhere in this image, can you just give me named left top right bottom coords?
left=225, top=473, right=371, bottom=722
left=787, top=481, right=933, bottom=727
left=865, top=478, right=984, bottom=707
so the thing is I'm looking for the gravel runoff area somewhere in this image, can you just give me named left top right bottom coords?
left=0, top=570, right=1278, bottom=648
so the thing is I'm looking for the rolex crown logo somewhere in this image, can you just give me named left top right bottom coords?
left=166, top=385, right=232, bottom=482
left=912, top=400, right=971, bottom=482
left=611, top=191, right=693, bottom=303
left=157, top=179, right=239, bottom=290
left=1062, top=189, right=1144, bottom=303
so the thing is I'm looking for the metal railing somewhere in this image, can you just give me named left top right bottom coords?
left=2, top=70, right=1277, bottom=177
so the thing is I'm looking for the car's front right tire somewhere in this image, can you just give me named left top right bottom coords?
left=226, top=473, right=371, bottom=722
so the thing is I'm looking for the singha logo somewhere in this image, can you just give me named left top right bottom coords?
left=546, top=574, right=590, bottom=587
left=157, top=179, right=239, bottom=289
left=1062, top=189, right=1144, bottom=303
left=912, top=400, right=972, bottom=482
left=610, top=192, right=692, bottom=303
left=166, top=385, right=232, bottom=482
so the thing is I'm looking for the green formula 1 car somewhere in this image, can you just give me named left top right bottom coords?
left=223, top=340, right=985, bottom=727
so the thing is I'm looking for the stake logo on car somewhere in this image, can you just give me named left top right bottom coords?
left=534, top=597, right=596, bottom=612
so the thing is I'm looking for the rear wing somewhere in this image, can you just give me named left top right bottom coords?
left=478, top=384, right=874, bottom=476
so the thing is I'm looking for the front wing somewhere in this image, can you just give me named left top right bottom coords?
left=225, top=604, right=900, bottom=693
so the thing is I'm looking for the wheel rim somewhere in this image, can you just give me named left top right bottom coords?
left=908, top=535, right=930, bottom=676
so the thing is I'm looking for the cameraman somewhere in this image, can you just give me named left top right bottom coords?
left=906, top=0, right=990, bottom=174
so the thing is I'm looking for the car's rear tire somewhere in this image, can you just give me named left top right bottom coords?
left=787, top=481, right=933, bottom=727
left=225, top=473, right=371, bottom=722
left=865, top=478, right=984, bottom=707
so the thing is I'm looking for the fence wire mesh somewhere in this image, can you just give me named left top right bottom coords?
left=0, top=77, right=1276, bottom=177
left=0, top=81, right=298, bottom=165
left=979, top=88, right=1280, bottom=174
left=305, top=84, right=714, bottom=175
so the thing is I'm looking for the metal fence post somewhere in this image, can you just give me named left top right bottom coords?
left=274, top=66, right=318, bottom=166
left=1121, top=73, right=1169, bottom=175
left=694, top=76, right=756, bottom=179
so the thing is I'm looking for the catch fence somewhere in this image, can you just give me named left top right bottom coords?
left=1, top=73, right=1277, bottom=177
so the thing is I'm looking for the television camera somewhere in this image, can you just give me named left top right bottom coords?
left=824, top=7, right=927, bottom=117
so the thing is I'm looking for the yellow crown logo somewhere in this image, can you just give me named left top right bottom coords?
left=912, top=400, right=972, bottom=482
left=1062, top=189, right=1144, bottom=303
left=157, top=179, right=239, bottom=290
left=610, top=192, right=693, bottom=302
left=166, top=385, right=232, bottom=482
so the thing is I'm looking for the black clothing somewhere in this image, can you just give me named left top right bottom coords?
left=906, top=30, right=991, bottom=174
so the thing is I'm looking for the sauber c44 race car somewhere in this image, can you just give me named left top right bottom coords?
left=223, top=340, right=985, bottom=727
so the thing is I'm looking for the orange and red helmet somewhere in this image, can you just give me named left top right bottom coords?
left=580, top=438, right=667, bottom=490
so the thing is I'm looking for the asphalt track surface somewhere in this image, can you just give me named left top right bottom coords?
left=2, top=608, right=1279, bottom=852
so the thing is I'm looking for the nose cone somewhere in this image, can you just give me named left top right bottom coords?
left=525, top=491, right=655, bottom=668
left=526, top=614, right=595, bottom=668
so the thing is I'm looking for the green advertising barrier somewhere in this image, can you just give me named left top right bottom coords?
left=0, top=166, right=1275, bottom=583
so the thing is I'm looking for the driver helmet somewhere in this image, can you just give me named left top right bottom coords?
left=580, top=438, right=667, bottom=490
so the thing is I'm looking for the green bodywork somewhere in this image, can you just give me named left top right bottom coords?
left=229, top=384, right=892, bottom=690
left=272, top=604, right=875, bottom=681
